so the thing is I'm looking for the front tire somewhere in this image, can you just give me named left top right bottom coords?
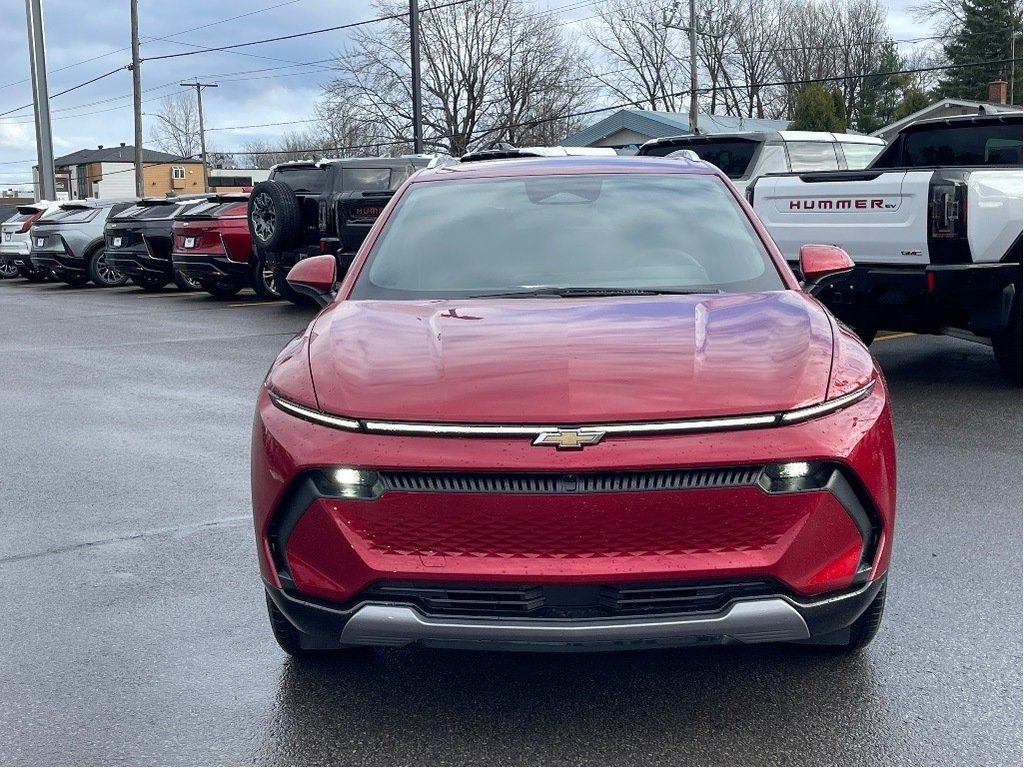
left=992, top=296, right=1022, bottom=384
left=271, top=265, right=316, bottom=306
left=808, top=583, right=886, bottom=652
left=251, top=255, right=280, bottom=300
left=87, top=249, right=129, bottom=287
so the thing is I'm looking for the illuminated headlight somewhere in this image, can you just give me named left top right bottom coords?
left=759, top=461, right=830, bottom=492
left=317, top=467, right=383, bottom=499
left=764, top=462, right=816, bottom=479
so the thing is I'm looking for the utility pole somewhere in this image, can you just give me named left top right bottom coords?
left=24, top=0, right=55, bottom=201
left=130, top=0, right=143, bottom=197
left=180, top=81, right=217, bottom=192
left=409, top=0, right=424, bottom=153
left=688, top=0, right=698, bottom=134
left=664, top=7, right=730, bottom=135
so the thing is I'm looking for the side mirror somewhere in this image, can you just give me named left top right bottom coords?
left=286, top=254, right=337, bottom=307
left=798, top=244, right=855, bottom=289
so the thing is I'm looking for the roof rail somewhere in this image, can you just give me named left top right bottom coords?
left=459, top=146, right=619, bottom=163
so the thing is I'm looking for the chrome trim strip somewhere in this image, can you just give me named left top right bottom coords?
left=268, top=391, right=361, bottom=431
left=778, top=381, right=875, bottom=424
left=364, top=420, right=551, bottom=436
left=270, top=381, right=876, bottom=439
left=339, top=599, right=810, bottom=648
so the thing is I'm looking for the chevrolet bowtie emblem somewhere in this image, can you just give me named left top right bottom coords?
left=532, top=429, right=606, bottom=450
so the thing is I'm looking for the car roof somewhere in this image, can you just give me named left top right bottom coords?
left=414, top=155, right=717, bottom=181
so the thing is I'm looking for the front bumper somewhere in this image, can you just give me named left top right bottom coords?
left=266, top=576, right=886, bottom=651
left=253, top=378, right=896, bottom=652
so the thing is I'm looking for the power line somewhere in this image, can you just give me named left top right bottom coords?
left=0, top=67, right=126, bottom=119
left=0, top=0, right=310, bottom=92
left=139, top=0, right=475, bottom=63
left=216, top=55, right=1019, bottom=158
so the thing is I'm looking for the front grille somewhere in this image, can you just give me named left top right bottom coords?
left=359, top=580, right=780, bottom=618
left=379, top=467, right=762, bottom=494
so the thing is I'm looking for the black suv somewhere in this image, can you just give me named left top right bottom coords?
left=247, top=156, right=444, bottom=304
left=104, top=195, right=211, bottom=291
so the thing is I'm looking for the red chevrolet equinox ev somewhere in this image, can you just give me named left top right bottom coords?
left=251, top=156, right=896, bottom=656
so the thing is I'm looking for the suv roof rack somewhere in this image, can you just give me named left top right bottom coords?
left=459, top=146, right=619, bottom=163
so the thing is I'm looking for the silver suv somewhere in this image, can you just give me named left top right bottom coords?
left=29, top=198, right=138, bottom=287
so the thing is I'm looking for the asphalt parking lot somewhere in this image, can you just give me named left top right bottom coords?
left=0, top=279, right=1020, bottom=766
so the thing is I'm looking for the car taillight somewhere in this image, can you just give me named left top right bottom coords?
left=929, top=179, right=967, bottom=239
left=18, top=211, right=42, bottom=233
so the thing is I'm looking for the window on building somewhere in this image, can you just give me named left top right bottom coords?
left=172, top=166, right=186, bottom=180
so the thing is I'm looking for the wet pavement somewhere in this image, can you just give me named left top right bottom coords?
left=0, top=279, right=1020, bottom=766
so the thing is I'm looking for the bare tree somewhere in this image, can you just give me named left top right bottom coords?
left=724, top=0, right=788, bottom=118
left=487, top=3, right=591, bottom=145
left=324, top=0, right=587, bottom=155
left=584, top=0, right=690, bottom=112
left=149, top=93, right=201, bottom=158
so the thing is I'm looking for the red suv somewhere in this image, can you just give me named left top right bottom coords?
left=171, top=194, right=278, bottom=299
left=252, top=156, right=896, bottom=656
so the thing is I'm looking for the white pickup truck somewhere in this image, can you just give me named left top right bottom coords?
left=750, top=112, right=1022, bottom=380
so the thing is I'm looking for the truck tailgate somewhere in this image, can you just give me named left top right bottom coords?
left=753, top=170, right=932, bottom=266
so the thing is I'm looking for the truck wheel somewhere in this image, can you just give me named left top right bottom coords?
left=992, top=298, right=1022, bottom=384
left=271, top=265, right=316, bottom=306
left=248, top=180, right=301, bottom=251
left=251, top=255, right=281, bottom=300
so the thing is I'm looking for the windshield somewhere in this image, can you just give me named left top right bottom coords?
left=641, top=140, right=760, bottom=178
left=350, top=173, right=783, bottom=300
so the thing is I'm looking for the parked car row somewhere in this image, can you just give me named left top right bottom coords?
left=0, top=192, right=280, bottom=300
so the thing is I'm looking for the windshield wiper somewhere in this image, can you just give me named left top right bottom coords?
left=468, top=286, right=724, bottom=298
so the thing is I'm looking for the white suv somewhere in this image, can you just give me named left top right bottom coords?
left=0, top=201, right=62, bottom=282
left=638, top=131, right=885, bottom=194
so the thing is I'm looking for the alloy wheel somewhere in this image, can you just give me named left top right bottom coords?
left=251, top=192, right=276, bottom=242
left=0, top=260, right=18, bottom=278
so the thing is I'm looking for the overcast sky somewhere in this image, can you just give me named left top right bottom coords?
left=0, top=0, right=933, bottom=192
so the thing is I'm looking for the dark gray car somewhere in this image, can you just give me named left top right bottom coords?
left=29, top=198, right=138, bottom=287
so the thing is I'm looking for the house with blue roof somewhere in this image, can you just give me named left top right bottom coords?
left=560, top=109, right=791, bottom=150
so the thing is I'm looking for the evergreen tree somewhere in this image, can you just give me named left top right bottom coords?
left=892, top=87, right=934, bottom=120
left=937, top=0, right=1022, bottom=103
left=831, top=89, right=849, bottom=130
left=789, top=83, right=847, bottom=131
left=854, top=42, right=909, bottom=133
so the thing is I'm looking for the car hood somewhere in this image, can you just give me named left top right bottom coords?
left=307, top=291, right=835, bottom=424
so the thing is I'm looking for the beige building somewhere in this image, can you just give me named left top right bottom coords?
left=40, top=144, right=206, bottom=200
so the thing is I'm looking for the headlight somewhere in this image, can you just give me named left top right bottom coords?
left=313, top=467, right=383, bottom=500
left=759, top=461, right=831, bottom=492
